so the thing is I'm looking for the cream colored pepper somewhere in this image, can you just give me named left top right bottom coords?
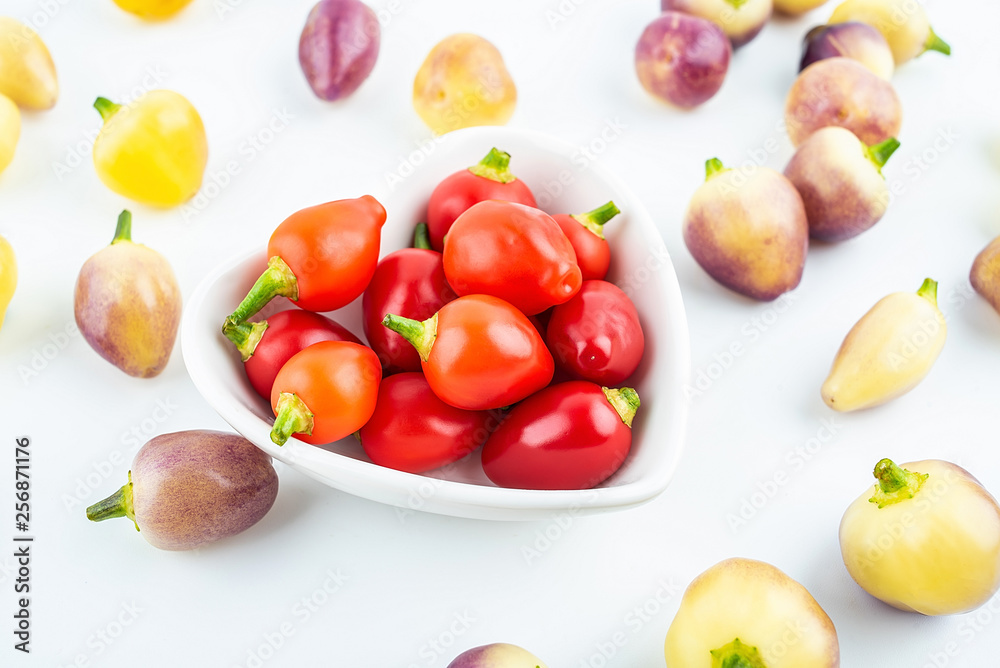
left=840, top=459, right=1000, bottom=615
left=829, top=0, right=950, bottom=65
left=665, top=558, right=840, bottom=667
left=822, top=278, right=946, bottom=411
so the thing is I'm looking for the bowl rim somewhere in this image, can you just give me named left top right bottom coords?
left=181, top=125, right=691, bottom=520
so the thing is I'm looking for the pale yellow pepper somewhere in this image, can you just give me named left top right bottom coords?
left=112, top=0, right=195, bottom=20
left=840, top=459, right=1000, bottom=615
left=0, top=17, right=59, bottom=110
left=0, top=94, right=20, bottom=174
left=0, top=233, right=16, bottom=330
left=92, top=90, right=208, bottom=207
left=829, top=0, right=950, bottom=65
left=822, top=279, right=946, bottom=412
left=413, top=34, right=517, bottom=135
left=665, top=558, right=840, bottom=667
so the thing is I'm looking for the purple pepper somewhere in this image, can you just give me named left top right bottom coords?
left=86, top=431, right=279, bottom=551
left=299, top=0, right=381, bottom=101
left=446, top=643, right=548, bottom=668
left=800, top=22, right=895, bottom=80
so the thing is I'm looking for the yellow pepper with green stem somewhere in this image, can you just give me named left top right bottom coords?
left=92, top=90, right=208, bottom=207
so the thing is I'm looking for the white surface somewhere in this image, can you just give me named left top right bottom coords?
left=1, top=0, right=998, bottom=666
left=182, top=126, right=690, bottom=521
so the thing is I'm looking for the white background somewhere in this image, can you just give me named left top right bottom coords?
left=1, top=0, right=999, bottom=666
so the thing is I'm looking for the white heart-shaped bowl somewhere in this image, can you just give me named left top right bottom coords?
left=181, top=126, right=690, bottom=521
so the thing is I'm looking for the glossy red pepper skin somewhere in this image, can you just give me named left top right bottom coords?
left=426, top=148, right=536, bottom=251
left=226, top=196, right=387, bottom=327
left=481, top=381, right=637, bottom=490
left=552, top=205, right=617, bottom=281
left=242, top=310, right=361, bottom=400
left=358, top=372, right=498, bottom=473
left=546, top=280, right=645, bottom=386
left=383, top=294, right=554, bottom=411
left=443, top=200, right=582, bottom=316
left=269, top=341, right=382, bottom=446
left=362, top=248, right=456, bottom=374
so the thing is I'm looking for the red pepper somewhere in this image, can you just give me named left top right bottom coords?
left=269, top=341, right=382, bottom=446
left=551, top=201, right=620, bottom=281
left=443, top=200, right=582, bottom=315
left=382, top=294, right=554, bottom=410
left=358, top=372, right=500, bottom=473
left=222, top=310, right=361, bottom=400
left=362, top=223, right=456, bottom=374
left=426, top=148, right=536, bottom=251
left=546, top=280, right=645, bottom=386
left=225, top=196, right=386, bottom=326
left=481, top=381, right=640, bottom=490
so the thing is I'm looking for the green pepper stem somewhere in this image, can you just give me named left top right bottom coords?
left=710, top=638, right=768, bottom=668
left=571, top=201, right=621, bottom=239
left=112, top=210, right=133, bottom=245
left=603, top=387, right=640, bottom=428
left=270, top=392, right=314, bottom=446
left=705, top=158, right=728, bottom=181
left=924, top=28, right=951, bottom=56
left=869, top=458, right=929, bottom=509
left=413, top=222, right=432, bottom=250
left=382, top=312, right=438, bottom=362
left=222, top=318, right=269, bottom=361
left=916, top=278, right=938, bottom=306
left=86, top=472, right=139, bottom=532
left=225, top=255, right=299, bottom=325
left=865, top=138, right=901, bottom=173
left=94, top=96, right=122, bottom=122
left=468, top=148, right=516, bottom=184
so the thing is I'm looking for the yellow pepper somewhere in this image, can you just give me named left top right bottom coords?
left=0, top=17, right=59, bottom=110
left=412, top=34, right=517, bottom=135
left=112, top=0, right=195, bottom=20
left=840, top=459, right=1000, bottom=615
left=92, top=90, right=208, bottom=207
left=0, top=233, right=16, bottom=331
left=0, top=93, right=20, bottom=174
